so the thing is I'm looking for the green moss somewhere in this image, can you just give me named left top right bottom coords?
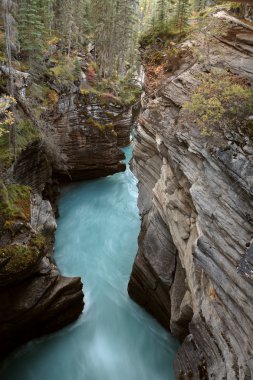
left=104, top=111, right=115, bottom=119
left=31, top=233, right=46, bottom=250
left=0, top=244, right=40, bottom=273
left=86, top=117, right=116, bottom=133
left=0, top=182, right=31, bottom=221
left=26, top=83, right=51, bottom=103
left=80, top=88, right=99, bottom=96
left=86, top=117, right=105, bottom=132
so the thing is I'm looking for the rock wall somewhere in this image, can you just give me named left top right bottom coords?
left=128, top=15, right=253, bottom=380
left=0, top=142, right=84, bottom=360
left=47, top=92, right=132, bottom=181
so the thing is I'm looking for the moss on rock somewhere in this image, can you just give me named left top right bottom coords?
left=31, top=233, right=46, bottom=250
left=0, top=182, right=31, bottom=222
left=0, top=244, right=40, bottom=274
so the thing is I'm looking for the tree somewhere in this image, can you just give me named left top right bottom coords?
left=18, top=0, right=45, bottom=62
left=2, top=0, right=18, bottom=157
left=175, top=0, right=190, bottom=33
left=91, top=0, right=139, bottom=79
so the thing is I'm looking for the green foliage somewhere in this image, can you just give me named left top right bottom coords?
left=91, top=0, right=139, bottom=78
left=174, top=0, right=190, bottom=33
left=0, top=244, right=40, bottom=273
left=0, top=116, right=40, bottom=169
left=86, top=117, right=106, bottom=132
left=73, top=58, right=82, bottom=80
left=86, top=117, right=114, bottom=133
left=0, top=96, right=16, bottom=136
left=81, top=73, right=141, bottom=107
left=18, top=0, right=46, bottom=61
left=183, top=70, right=253, bottom=137
left=0, top=182, right=31, bottom=221
left=139, top=21, right=182, bottom=47
left=31, top=233, right=46, bottom=250
left=49, top=56, right=81, bottom=87
left=26, top=83, right=50, bottom=102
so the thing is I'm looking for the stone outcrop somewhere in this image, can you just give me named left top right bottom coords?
left=0, top=142, right=84, bottom=360
left=0, top=192, right=83, bottom=359
left=47, top=92, right=132, bottom=181
left=128, top=13, right=253, bottom=380
left=13, top=140, right=52, bottom=194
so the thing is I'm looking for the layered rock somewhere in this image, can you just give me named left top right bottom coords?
left=129, top=14, right=253, bottom=380
left=0, top=143, right=84, bottom=360
left=47, top=92, right=132, bottom=181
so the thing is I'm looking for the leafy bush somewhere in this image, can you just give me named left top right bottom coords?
left=183, top=70, right=253, bottom=137
left=49, top=56, right=81, bottom=87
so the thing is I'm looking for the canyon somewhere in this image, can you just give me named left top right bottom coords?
left=0, top=6, right=252, bottom=380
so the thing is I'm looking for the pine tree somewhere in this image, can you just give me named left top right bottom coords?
left=39, top=0, right=54, bottom=36
left=91, top=0, right=139, bottom=79
left=175, top=0, right=190, bottom=33
left=18, top=0, right=45, bottom=61
left=2, top=0, right=18, bottom=158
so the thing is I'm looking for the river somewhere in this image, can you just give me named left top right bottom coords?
left=0, top=145, right=179, bottom=380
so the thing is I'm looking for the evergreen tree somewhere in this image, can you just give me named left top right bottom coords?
left=39, top=0, right=54, bottom=36
left=18, top=0, right=45, bottom=61
left=91, top=0, right=139, bottom=79
left=175, top=0, right=190, bottom=33
left=2, top=0, right=18, bottom=157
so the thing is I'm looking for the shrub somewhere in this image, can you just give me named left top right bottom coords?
left=183, top=70, right=253, bottom=137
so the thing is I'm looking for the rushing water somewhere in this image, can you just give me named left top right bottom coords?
left=0, top=145, right=179, bottom=380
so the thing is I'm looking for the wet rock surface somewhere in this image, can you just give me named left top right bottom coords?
left=129, top=16, right=253, bottom=380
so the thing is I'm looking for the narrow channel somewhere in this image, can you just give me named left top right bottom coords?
left=0, top=144, right=179, bottom=380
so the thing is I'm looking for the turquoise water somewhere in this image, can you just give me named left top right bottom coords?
left=0, top=145, right=178, bottom=380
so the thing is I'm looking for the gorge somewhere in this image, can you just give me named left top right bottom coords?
left=0, top=145, right=179, bottom=380
left=0, top=1, right=253, bottom=379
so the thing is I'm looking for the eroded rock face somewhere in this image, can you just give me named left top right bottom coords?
left=47, top=92, right=132, bottom=181
left=13, top=140, right=52, bottom=193
left=129, top=18, right=253, bottom=380
left=0, top=143, right=84, bottom=360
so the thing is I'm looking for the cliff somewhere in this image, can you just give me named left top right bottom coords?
left=0, top=142, right=84, bottom=359
left=47, top=91, right=131, bottom=181
left=128, top=10, right=253, bottom=380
